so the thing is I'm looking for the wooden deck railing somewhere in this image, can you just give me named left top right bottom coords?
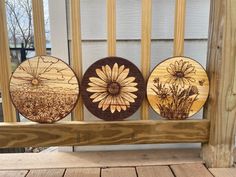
left=0, top=0, right=235, bottom=168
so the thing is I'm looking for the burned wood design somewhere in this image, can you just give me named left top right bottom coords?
left=81, top=57, right=145, bottom=121
left=147, top=56, right=209, bottom=120
left=9, top=55, right=79, bottom=123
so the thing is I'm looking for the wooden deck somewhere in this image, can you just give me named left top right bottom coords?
left=0, top=164, right=236, bottom=177
left=0, top=148, right=235, bottom=177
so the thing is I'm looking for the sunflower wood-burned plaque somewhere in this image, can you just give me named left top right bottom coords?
left=147, top=56, right=209, bottom=120
left=81, top=57, right=145, bottom=121
left=10, top=55, right=79, bottom=123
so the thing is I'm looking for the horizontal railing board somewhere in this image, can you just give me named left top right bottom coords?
left=0, top=120, right=209, bottom=148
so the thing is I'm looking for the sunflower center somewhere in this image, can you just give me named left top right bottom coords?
left=160, top=94, right=167, bottom=99
left=174, top=71, right=185, bottom=78
left=107, top=82, right=120, bottom=95
left=31, top=78, right=39, bottom=86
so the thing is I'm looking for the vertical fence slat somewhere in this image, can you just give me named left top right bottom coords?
left=173, top=0, right=186, bottom=56
left=141, top=0, right=152, bottom=120
left=32, top=0, right=46, bottom=55
left=71, top=0, right=84, bottom=121
left=0, top=0, right=16, bottom=122
left=107, top=0, right=116, bottom=56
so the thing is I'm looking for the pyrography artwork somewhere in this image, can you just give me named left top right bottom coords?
left=81, top=57, right=145, bottom=121
left=9, top=56, right=79, bottom=123
left=147, top=56, right=209, bottom=120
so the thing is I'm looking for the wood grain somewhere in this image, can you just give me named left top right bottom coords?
left=173, top=0, right=186, bottom=56
left=136, top=166, right=174, bottom=177
left=101, top=168, right=137, bottom=177
left=209, top=168, right=236, bottom=177
left=141, top=0, right=152, bottom=120
left=147, top=56, right=209, bottom=120
left=70, top=0, right=84, bottom=121
left=0, top=120, right=209, bottom=148
left=0, top=170, right=28, bottom=177
left=202, top=0, right=236, bottom=167
left=26, top=169, right=65, bottom=177
left=0, top=149, right=202, bottom=170
left=64, top=168, right=100, bottom=177
left=171, top=163, right=213, bottom=177
left=81, top=57, right=145, bottom=120
left=32, top=0, right=46, bottom=55
left=9, top=56, right=79, bottom=123
left=0, top=0, right=16, bottom=122
left=107, top=0, right=116, bottom=56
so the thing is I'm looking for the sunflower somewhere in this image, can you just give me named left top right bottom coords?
left=165, top=59, right=196, bottom=87
left=152, top=78, right=170, bottom=104
left=87, top=63, right=138, bottom=113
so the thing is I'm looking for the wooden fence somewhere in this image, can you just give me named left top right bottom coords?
left=0, top=0, right=235, bottom=168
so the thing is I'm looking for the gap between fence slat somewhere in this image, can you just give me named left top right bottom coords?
left=141, top=0, right=152, bottom=120
left=173, top=0, right=186, bottom=56
left=32, top=0, right=46, bottom=55
left=70, top=0, right=84, bottom=121
left=0, top=0, right=17, bottom=122
left=107, top=0, right=116, bottom=56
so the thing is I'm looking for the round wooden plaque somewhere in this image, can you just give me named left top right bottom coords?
left=81, top=57, right=145, bottom=121
left=147, top=56, right=209, bottom=120
left=9, top=55, right=80, bottom=123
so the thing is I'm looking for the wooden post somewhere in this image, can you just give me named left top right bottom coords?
left=140, top=0, right=152, bottom=120
left=173, top=0, right=186, bottom=56
left=70, top=0, right=84, bottom=121
left=202, top=0, right=236, bottom=168
left=32, top=0, right=46, bottom=55
left=0, top=0, right=16, bottom=122
left=107, top=0, right=116, bottom=56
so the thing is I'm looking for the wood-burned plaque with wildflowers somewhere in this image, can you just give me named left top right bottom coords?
left=9, top=56, right=80, bottom=123
left=147, top=56, right=209, bottom=120
left=81, top=57, right=145, bottom=121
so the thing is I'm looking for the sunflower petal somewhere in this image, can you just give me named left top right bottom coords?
left=110, top=97, right=116, bottom=113
left=87, top=86, right=106, bottom=93
left=121, top=92, right=135, bottom=103
left=184, top=65, right=195, bottom=75
left=115, top=97, right=122, bottom=112
left=125, top=82, right=138, bottom=87
left=92, top=92, right=108, bottom=103
left=116, top=68, right=129, bottom=82
left=117, top=96, right=127, bottom=111
left=120, top=77, right=136, bottom=86
left=88, top=82, right=106, bottom=88
left=89, top=77, right=107, bottom=87
left=98, top=99, right=105, bottom=108
left=122, top=86, right=138, bottom=92
left=90, top=92, right=101, bottom=99
left=112, top=63, right=119, bottom=81
left=105, top=65, right=112, bottom=79
left=118, top=65, right=125, bottom=75
left=126, top=92, right=137, bottom=99
left=102, top=95, right=112, bottom=111
left=96, top=68, right=108, bottom=81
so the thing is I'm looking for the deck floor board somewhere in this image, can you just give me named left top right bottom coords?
left=209, top=168, right=236, bottom=177
left=0, top=165, right=236, bottom=177
left=26, top=169, right=65, bottom=177
left=101, top=167, right=137, bottom=177
left=136, top=166, right=175, bottom=177
left=170, top=163, right=214, bottom=177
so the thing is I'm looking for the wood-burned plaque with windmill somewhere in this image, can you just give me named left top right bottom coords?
left=81, top=57, right=145, bottom=121
left=147, top=56, right=209, bottom=120
left=9, top=56, right=80, bottom=123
